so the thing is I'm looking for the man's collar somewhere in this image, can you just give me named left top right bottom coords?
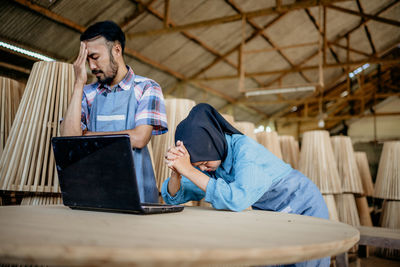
left=99, top=65, right=134, bottom=92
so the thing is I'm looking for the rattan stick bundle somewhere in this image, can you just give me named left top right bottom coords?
left=377, top=200, right=400, bottom=259
left=322, top=194, right=339, bottom=221
left=355, top=196, right=373, bottom=226
left=354, top=152, right=374, bottom=197
left=0, top=77, right=25, bottom=157
left=298, top=130, right=342, bottom=194
left=151, top=98, right=196, bottom=191
left=234, top=121, right=256, bottom=140
left=331, top=136, right=363, bottom=194
left=0, top=61, right=74, bottom=193
left=256, top=131, right=283, bottom=159
left=20, top=195, right=63, bottom=205
left=279, top=135, right=300, bottom=169
left=374, top=141, right=400, bottom=200
left=335, top=193, right=361, bottom=226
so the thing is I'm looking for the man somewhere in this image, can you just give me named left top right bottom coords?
left=61, top=21, right=167, bottom=203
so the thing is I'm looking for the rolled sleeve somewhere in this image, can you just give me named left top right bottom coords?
left=135, top=81, right=168, bottom=135
left=161, top=176, right=205, bottom=205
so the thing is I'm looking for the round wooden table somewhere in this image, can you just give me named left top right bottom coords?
left=0, top=205, right=359, bottom=266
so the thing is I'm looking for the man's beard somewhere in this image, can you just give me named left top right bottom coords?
left=94, top=54, right=118, bottom=85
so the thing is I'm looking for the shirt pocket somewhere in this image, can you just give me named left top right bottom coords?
left=96, top=114, right=126, bottom=132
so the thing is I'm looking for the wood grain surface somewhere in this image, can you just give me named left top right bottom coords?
left=0, top=205, right=359, bottom=266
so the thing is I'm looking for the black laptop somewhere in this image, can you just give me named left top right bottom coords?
left=51, top=134, right=184, bottom=214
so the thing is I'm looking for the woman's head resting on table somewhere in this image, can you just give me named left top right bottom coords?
left=175, top=103, right=242, bottom=169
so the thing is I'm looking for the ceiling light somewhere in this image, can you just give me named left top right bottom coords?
left=0, top=41, right=55, bottom=61
left=245, top=86, right=315, bottom=97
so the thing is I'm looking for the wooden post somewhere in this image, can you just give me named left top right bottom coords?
left=164, top=0, right=170, bottom=28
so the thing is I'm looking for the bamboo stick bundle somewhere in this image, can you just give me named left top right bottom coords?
left=377, top=200, right=400, bottom=259
left=374, top=141, right=400, bottom=200
left=21, top=195, right=63, bottom=205
left=322, top=194, right=339, bottom=221
left=234, top=121, right=256, bottom=140
left=355, top=196, right=373, bottom=226
left=279, top=135, right=300, bottom=169
left=354, top=152, right=374, bottom=196
left=335, top=193, right=361, bottom=227
left=0, top=77, right=25, bottom=158
left=151, top=98, right=196, bottom=191
left=298, top=130, right=342, bottom=194
left=256, top=131, right=283, bottom=159
left=0, top=61, right=74, bottom=193
left=331, top=136, right=364, bottom=194
left=221, top=114, right=235, bottom=126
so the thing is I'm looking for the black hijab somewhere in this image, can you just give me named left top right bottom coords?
left=175, top=103, right=242, bottom=163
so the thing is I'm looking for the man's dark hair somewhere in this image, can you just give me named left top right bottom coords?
left=80, top=21, right=125, bottom=53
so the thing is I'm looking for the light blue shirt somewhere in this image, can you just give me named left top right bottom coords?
left=161, top=134, right=293, bottom=211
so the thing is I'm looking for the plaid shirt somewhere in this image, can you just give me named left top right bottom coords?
left=81, top=66, right=168, bottom=135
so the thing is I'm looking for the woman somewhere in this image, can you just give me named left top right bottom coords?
left=162, top=103, right=330, bottom=266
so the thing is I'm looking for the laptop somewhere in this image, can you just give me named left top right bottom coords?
left=51, top=134, right=184, bottom=214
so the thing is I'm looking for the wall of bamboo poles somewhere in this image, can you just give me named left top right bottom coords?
left=0, top=61, right=73, bottom=193
left=374, top=141, right=400, bottom=200
left=234, top=121, right=256, bottom=141
left=256, top=131, right=282, bottom=159
left=354, top=152, right=374, bottom=197
left=151, top=98, right=196, bottom=206
left=279, top=135, right=299, bottom=169
left=298, top=130, right=342, bottom=194
left=330, top=136, right=364, bottom=194
left=20, top=195, right=63, bottom=205
left=0, top=77, right=25, bottom=158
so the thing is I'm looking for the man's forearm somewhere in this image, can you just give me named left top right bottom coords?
left=60, top=83, right=84, bottom=136
left=84, top=124, right=153, bottom=149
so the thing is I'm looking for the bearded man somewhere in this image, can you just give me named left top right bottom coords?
left=61, top=21, right=167, bottom=203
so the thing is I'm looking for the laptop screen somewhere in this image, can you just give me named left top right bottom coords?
left=52, top=135, right=143, bottom=211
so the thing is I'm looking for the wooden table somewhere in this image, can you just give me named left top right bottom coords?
left=0, top=205, right=359, bottom=266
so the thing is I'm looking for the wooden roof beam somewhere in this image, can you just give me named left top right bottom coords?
left=355, top=0, right=377, bottom=55
left=12, top=0, right=85, bottom=33
left=191, top=58, right=400, bottom=81
left=260, top=0, right=397, bottom=95
left=126, top=0, right=349, bottom=38
left=328, top=4, right=400, bottom=27
left=121, top=0, right=157, bottom=31
left=225, top=0, right=312, bottom=84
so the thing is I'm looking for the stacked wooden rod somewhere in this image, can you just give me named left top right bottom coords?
left=279, top=135, right=300, bottom=169
left=354, top=151, right=375, bottom=226
left=0, top=61, right=74, bottom=194
left=331, top=136, right=364, bottom=195
left=331, top=136, right=363, bottom=227
left=20, top=195, right=63, bottom=205
left=0, top=77, right=25, bottom=157
left=374, top=141, right=400, bottom=259
left=256, top=131, right=283, bottom=159
left=299, top=130, right=341, bottom=221
left=234, top=121, right=256, bottom=140
left=355, top=152, right=375, bottom=197
left=151, top=98, right=195, bottom=191
left=374, top=141, right=400, bottom=201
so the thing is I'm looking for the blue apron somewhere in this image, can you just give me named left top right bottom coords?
left=88, top=87, right=159, bottom=203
